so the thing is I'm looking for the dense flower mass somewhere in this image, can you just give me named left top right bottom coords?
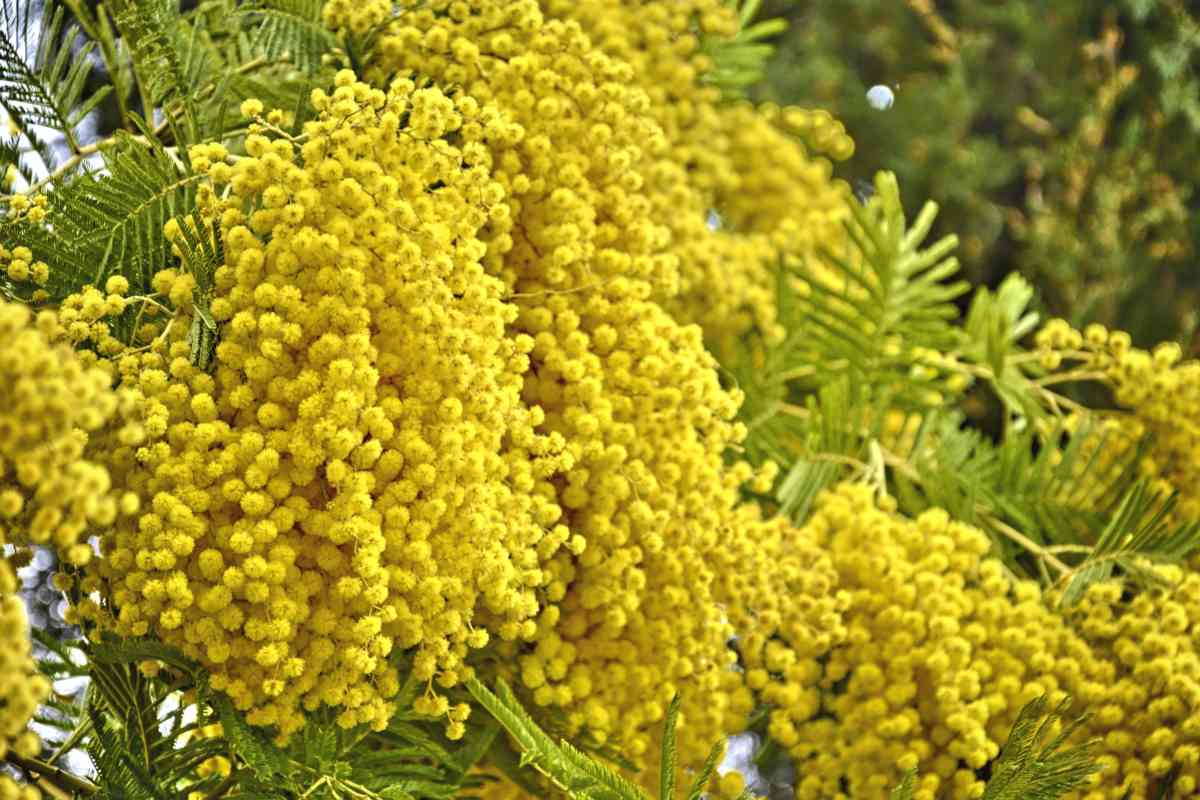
left=544, top=0, right=854, bottom=350
left=87, top=73, right=572, bottom=738
left=0, top=301, right=109, bottom=800
left=1061, top=572, right=1200, bottom=799
left=1035, top=319, right=1197, bottom=520
left=7, top=2, right=1200, bottom=799
left=0, top=300, right=128, bottom=565
left=0, top=560, right=44, bottom=800
left=317, top=3, right=871, bottom=781
left=326, top=0, right=791, bottom=770
left=778, top=484, right=1101, bottom=799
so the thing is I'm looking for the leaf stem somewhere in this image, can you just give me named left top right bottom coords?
left=5, top=753, right=98, bottom=796
left=982, top=513, right=1072, bottom=576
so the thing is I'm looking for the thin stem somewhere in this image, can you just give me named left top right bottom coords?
left=1045, top=544, right=1093, bottom=555
left=1035, top=371, right=1109, bottom=387
left=983, top=513, right=1072, bottom=576
left=5, top=753, right=98, bottom=796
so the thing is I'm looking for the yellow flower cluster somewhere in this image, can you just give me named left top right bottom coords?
left=715, top=507, right=851, bottom=747
left=783, top=484, right=1103, bottom=800
left=1034, top=319, right=1197, bottom=519
left=89, top=73, right=568, bottom=738
left=0, top=300, right=131, bottom=565
left=541, top=0, right=854, bottom=350
left=4, top=192, right=49, bottom=225
left=1, top=244, right=50, bottom=302
left=0, top=546, right=45, bottom=800
left=711, top=770, right=757, bottom=800
left=0, top=551, right=46, bottom=800
left=1058, top=572, right=1200, bottom=799
left=321, top=0, right=840, bottom=778
left=0, top=303, right=109, bottom=799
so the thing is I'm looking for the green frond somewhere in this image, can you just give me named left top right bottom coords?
left=331, top=669, right=505, bottom=799
left=699, top=0, right=789, bottom=97
left=961, top=273, right=1043, bottom=420
left=900, top=413, right=1140, bottom=536
left=760, top=170, right=969, bottom=417
left=0, top=132, right=38, bottom=185
left=658, top=695, right=680, bottom=800
left=239, top=0, right=338, bottom=75
left=81, top=649, right=225, bottom=800
left=889, top=696, right=1100, bottom=800
left=682, top=740, right=723, bottom=800
left=769, top=378, right=896, bottom=523
left=886, top=406, right=1175, bottom=581
left=111, top=0, right=204, bottom=141
left=466, top=677, right=649, bottom=800
left=980, top=695, right=1100, bottom=800
left=90, top=634, right=201, bottom=675
left=889, top=767, right=917, bottom=800
left=1059, top=481, right=1200, bottom=605
left=170, top=210, right=223, bottom=368
left=0, top=0, right=111, bottom=155
left=213, top=693, right=296, bottom=785
left=19, top=128, right=198, bottom=298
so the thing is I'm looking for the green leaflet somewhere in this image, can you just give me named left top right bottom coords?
left=238, top=0, right=339, bottom=75
left=0, top=0, right=111, bottom=155
left=699, top=0, right=789, bottom=98
left=466, top=677, right=649, bottom=800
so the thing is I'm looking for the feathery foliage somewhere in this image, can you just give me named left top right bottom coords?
left=787, top=170, right=969, bottom=404
left=979, top=696, right=1101, bottom=800
left=16, top=128, right=197, bottom=296
left=699, top=0, right=788, bottom=97
left=238, top=0, right=337, bottom=75
left=1058, top=481, right=1200, bottom=605
left=0, top=0, right=110, bottom=156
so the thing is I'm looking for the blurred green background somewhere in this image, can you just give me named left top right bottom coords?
left=755, top=0, right=1200, bottom=350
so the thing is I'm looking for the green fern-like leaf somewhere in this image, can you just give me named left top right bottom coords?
left=698, top=0, right=788, bottom=97
left=682, top=740, right=723, bottom=800
left=980, top=695, right=1100, bottom=800
left=1059, top=481, right=1200, bottom=605
left=212, top=693, right=295, bottom=784
left=0, top=0, right=111, bottom=156
left=658, top=695, right=680, bottom=800
left=466, top=677, right=648, bottom=800
left=239, top=0, right=338, bottom=74
left=90, top=634, right=200, bottom=675
left=112, top=0, right=201, bottom=140
left=960, top=272, right=1043, bottom=421
left=21, top=128, right=199, bottom=297
left=82, top=654, right=226, bottom=799
left=790, top=170, right=969, bottom=404
left=898, top=413, right=1147, bottom=551
left=888, top=696, right=1100, bottom=800
left=889, top=767, right=918, bottom=800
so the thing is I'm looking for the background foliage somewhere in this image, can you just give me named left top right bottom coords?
left=759, top=0, right=1200, bottom=349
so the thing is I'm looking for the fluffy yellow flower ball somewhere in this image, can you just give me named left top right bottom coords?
left=90, top=73, right=568, bottom=739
